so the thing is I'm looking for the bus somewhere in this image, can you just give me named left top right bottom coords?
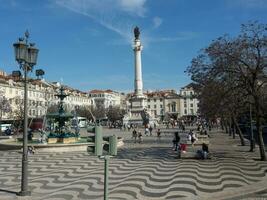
left=71, top=117, right=88, bottom=128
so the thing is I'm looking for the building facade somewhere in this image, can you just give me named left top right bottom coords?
left=0, top=71, right=91, bottom=120
left=146, top=90, right=181, bottom=120
left=179, top=83, right=199, bottom=117
left=88, top=89, right=121, bottom=109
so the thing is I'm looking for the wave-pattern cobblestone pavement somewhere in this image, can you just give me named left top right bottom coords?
left=0, top=128, right=267, bottom=200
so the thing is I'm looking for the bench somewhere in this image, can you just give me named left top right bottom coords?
left=178, top=151, right=197, bottom=158
left=177, top=150, right=211, bottom=159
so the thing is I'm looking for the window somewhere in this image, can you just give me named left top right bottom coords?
left=184, top=109, right=187, bottom=114
left=160, top=98, right=163, bottom=102
left=154, top=99, right=156, bottom=102
left=171, top=104, right=176, bottom=112
left=154, top=105, right=157, bottom=109
left=190, top=109, right=194, bottom=114
left=148, top=105, right=150, bottom=108
left=190, top=103, right=193, bottom=107
left=148, top=99, right=150, bottom=102
left=160, top=104, right=163, bottom=108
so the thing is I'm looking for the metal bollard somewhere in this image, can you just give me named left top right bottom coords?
left=109, top=135, right=117, bottom=156
left=95, top=126, right=103, bottom=156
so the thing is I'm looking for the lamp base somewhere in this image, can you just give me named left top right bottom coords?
left=17, top=190, right=31, bottom=196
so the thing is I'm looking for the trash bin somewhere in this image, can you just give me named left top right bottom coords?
left=109, top=135, right=117, bottom=156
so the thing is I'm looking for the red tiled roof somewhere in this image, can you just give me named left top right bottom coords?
left=89, top=89, right=116, bottom=94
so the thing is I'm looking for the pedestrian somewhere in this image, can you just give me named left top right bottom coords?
left=156, top=129, right=161, bottom=141
left=145, top=127, right=149, bottom=136
left=172, top=132, right=180, bottom=151
left=132, top=129, right=137, bottom=143
left=191, top=132, right=197, bottom=147
left=149, top=126, right=153, bottom=136
left=138, top=131, right=143, bottom=143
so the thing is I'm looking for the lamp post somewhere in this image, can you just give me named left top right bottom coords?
left=13, top=30, right=39, bottom=196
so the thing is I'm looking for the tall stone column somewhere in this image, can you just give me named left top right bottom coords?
left=133, top=38, right=143, bottom=97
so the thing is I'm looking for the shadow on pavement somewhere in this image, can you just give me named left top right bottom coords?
left=0, top=188, right=17, bottom=195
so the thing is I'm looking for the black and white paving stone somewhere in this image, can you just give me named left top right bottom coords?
left=0, top=128, right=266, bottom=200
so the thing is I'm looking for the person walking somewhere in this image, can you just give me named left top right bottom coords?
left=156, top=129, right=161, bottom=141
left=149, top=126, right=153, bottom=136
left=172, top=132, right=180, bottom=151
left=132, top=129, right=137, bottom=143
left=138, top=131, right=143, bottom=143
left=144, top=127, right=149, bottom=136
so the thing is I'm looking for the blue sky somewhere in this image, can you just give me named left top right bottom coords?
left=0, top=0, right=267, bottom=92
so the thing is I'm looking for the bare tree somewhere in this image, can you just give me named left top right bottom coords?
left=0, top=92, right=12, bottom=134
left=106, top=106, right=126, bottom=123
left=187, top=22, right=267, bottom=160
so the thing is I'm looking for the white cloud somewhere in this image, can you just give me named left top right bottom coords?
left=53, top=0, right=196, bottom=46
left=54, top=0, right=148, bottom=43
left=153, top=17, right=163, bottom=29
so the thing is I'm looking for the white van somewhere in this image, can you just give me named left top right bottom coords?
left=71, top=117, right=88, bottom=128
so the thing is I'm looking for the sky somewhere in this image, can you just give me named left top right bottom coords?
left=0, top=0, right=267, bottom=93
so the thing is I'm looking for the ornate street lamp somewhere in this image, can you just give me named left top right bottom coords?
left=35, top=69, right=45, bottom=79
left=13, top=30, right=39, bottom=196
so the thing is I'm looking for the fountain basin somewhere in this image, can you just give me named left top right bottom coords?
left=0, top=137, right=124, bottom=152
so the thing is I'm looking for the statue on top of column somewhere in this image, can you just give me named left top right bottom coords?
left=134, top=26, right=140, bottom=40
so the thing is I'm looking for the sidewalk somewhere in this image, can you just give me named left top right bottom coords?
left=199, top=129, right=267, bottom=200
left=0, top=127, right=266, bottom=200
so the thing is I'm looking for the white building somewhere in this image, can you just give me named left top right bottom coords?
left=88, top=89, right=121, bottom=109
left=146, top=90, right=181, bottom=120
left=179, top=83, right=199, bottom=117
left=0, top=71, right=91, bottom=120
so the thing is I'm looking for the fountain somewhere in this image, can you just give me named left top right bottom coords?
left=0, top=86, right=124, bottom=152
left=46, top=86, right=77, bottom=144
left=0, top=86, right=94, bottom=152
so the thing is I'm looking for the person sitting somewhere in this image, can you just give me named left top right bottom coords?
left=28, top=146, right=35, bottom=155
left=197, top=143, right=209, bottom=159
